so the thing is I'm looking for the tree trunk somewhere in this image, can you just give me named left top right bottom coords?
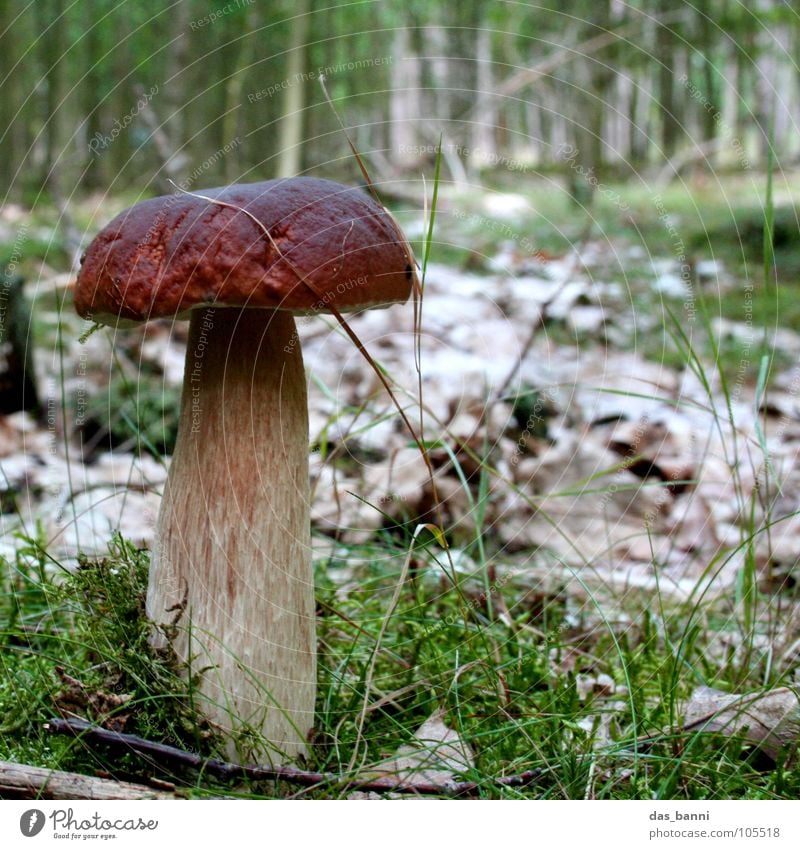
left=696, top=6, right=719, bottom=166
left=735, top=34, right=750, bottom=147
left=108, top=15, right=134, bottom=182
left=37, top=0, right=67, bottom=193
left=277, top=1, right=311, bottom=178
left=221, top=5, right=261, bottom=182
left=80, top=4, right=104, bottom=190
left=470, top=26, right=497, bottom=171
left=656, top=1, right=682, bottom=159
left=0, top=0, right=20, bottom=194
left=390, top=27, right=420, bottom=170
left=163, top=0, right=191, bottom=151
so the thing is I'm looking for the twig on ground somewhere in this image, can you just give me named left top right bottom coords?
left=0, top=759, right=177, bottom=800
left=493, top=215, right=594, bottom=406
left=45, top=718, right=544, bottom=797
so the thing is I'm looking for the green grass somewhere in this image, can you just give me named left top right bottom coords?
left=0, top=521, right=797, bottom=799
left=0, top=535, right=231, bottom=788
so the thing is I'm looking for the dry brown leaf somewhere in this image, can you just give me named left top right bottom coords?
left=352, top=711, right=475, bottom=796
left=576, top=672, right=617, bottom=701
left=682, top=686, right=800, bottom=761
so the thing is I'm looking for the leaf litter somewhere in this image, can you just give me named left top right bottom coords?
left=5, top=207, right=800, bottom=770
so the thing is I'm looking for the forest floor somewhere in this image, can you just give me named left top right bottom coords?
left=1, top=170, right=800, bottom=798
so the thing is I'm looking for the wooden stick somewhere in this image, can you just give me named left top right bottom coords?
left=45, top=718, right=543, bottom=797
left=0, top=760, right=177, bottom=800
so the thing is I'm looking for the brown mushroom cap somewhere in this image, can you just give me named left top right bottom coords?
left=75, top=177, right=416, bottom=325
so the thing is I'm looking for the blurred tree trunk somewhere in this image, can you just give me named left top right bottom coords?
left=772, top=22, right=793, bottom=159
left=792, top=13, right=800, bottom=158
left=632, top=69, right=655, bottom=164
left=37, top=0, right=67, bottom=193
left=734, top=32, right=750, bottom=146
left=81, top=6, right=104, bottom=190
left=276, top=0, right=310, bottom=178
left=525, top=98, right=543, bottom=164
left=656, top=0, right=681, bottom=159
left=390, top=26, right=420, bottom=169
left=567, top=0, right=612, bottom=198
left=754, top=46, right=776, bottom=160
left=609, top=72, right=631, bottom=165
left=221, top=5, right=261, bottom=181
left=108, top=15, right=133, bottom=184
left=163, top=0, right=191, bottom=152
left=588, top=0, right=613, bottom=174
left=697, top=6, right=718, bottom=159
left=0, top=0, right=21, bottom=194
left=428, top=25, right=451, bottom=124
left=470, top=26, right=497, bottom=170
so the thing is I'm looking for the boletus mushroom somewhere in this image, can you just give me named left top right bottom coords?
left=74, top=178, right=417, bottom=763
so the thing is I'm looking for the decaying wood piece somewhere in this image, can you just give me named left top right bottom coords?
left=0, top=760, right=176, bottom=800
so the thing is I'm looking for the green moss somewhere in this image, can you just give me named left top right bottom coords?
left=79, top=376, right=180, bottom=459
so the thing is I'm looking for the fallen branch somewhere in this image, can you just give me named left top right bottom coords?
left=654, top=137, right=725, bottom=188
left=0, top=759, right=176, bottom=800
left=45, top=718, right=543, bottom=797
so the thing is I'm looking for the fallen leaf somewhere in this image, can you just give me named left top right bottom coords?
left=682, top=686, right=800, bottom=761
left=576, top=672, right=617, bottom=702
left=352, top=711, right=475, bottom=796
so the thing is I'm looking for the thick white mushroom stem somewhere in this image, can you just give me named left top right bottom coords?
left=147, top=306, right=315, bottom=765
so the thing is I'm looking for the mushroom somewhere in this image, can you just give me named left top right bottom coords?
left=74, top=177, right=417, bottom=763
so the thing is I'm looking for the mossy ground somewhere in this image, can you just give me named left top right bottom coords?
left=1, top=529, right=797, bottom=799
